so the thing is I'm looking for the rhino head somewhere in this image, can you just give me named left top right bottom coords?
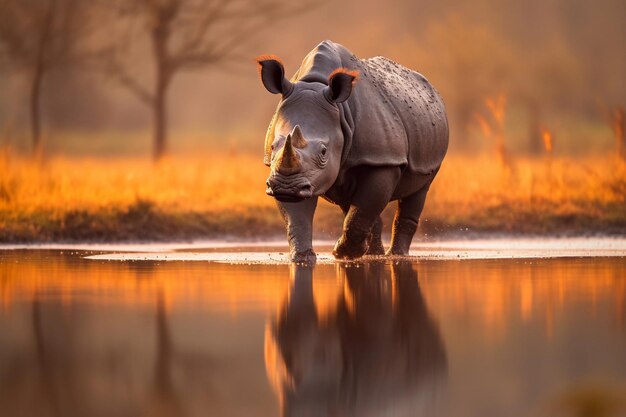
left=257, top=56, right=358, bottom=203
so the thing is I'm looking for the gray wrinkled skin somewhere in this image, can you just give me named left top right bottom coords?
left=259, top=40, right=449, bottom=262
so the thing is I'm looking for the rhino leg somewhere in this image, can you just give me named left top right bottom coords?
left=366, top=216, right=385, bottom=255
left=340, top=206, right=385, bottom=256
left=333, top=167, right=400, bottom=260
left=387, top=183, right=431, bottom=256
left=276, top=197, right=318, bottom=263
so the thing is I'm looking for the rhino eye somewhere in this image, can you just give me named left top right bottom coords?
left=321, top=145, right=327, bottom=156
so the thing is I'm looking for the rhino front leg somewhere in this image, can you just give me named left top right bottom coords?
left=333, top=167, right=400, bottom=259
left=277, top=197, right=318, bottom=263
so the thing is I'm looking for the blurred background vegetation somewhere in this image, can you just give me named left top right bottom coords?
left=0, top=0, right=624, bottom=158
left=0, top=0, right=624, bottom=241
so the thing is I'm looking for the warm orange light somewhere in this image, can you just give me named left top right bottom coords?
left=541, top=127, right=553, bottom=154
left=476, top=94, right=508, bottom=166
left=485, top=94, right=506, bottom=125
left=2, top=256, right=623, bottom=344
left=1, top=153, right=624, bottom=242
left=475, top=113, right=493, bottom=140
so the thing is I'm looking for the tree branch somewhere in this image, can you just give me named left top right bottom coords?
left=98, top=49, right=154, bottom=106
left=174, top=0, right=229, bottom=55
left=170, top=0, right=318, bottom=71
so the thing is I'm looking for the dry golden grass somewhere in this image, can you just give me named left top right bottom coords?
left=0, top=149, right=624, bottom=242
left=424, top=154, right=626, bottom=234
left=0, top=150, right=282, bottom=241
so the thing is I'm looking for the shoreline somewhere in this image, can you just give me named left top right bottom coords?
left=1, top=227, right=625, bottom=246
left=3, top=235, right=625, bottom=254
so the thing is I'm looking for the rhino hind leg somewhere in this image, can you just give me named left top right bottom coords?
left=388, top=183, right=431, bottom=256
left=334, top=205, right=370, bottom=260
left=339, top=206, right=384, bottom=256
left=365, top=216, right=385, bottom=255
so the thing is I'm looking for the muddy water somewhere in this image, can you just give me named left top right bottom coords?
left=0, top=248, right=625, bottom=417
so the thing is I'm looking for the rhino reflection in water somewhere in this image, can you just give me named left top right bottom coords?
left=264, top=262, right=448, bottom=417
left=258, top=40, right=449, bottom=262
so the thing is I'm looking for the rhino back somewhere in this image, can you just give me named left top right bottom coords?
left=290, top=41, right=448, bottom=176
left=354, top=56, right=449, bottom=175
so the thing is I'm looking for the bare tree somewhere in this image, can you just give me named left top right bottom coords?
left=0, top=0, right=92, bottom=155
left=102, top=0, right=315, bottom=161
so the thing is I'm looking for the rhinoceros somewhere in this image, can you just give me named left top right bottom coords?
left=257, top=40, right=448, bottom=262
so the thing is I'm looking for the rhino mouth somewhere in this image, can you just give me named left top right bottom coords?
left=273, top=193, right=306, bottom=203
left=266, top=174, right=313, bottom=202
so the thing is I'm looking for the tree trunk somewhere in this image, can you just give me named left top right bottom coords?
left=153, top=76, right=169, bottom=161
left=151, top=14, right=171, bottom=162
left=30, top=67, right=43, bottom=156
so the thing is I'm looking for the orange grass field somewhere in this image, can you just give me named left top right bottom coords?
left=0, top=150, right=625, bottom=242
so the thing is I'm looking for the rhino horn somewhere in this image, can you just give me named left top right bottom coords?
left=290, top=125, right=307, bottom=148
left=276, top=133, right=301, bottom=175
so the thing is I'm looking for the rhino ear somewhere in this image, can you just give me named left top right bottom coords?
left=325, top=68, right=358, bottom=103
left=256, top=55, right=293, bottom=96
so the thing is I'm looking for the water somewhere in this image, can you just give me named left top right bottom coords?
left=0, top=245, right=625, bottom=417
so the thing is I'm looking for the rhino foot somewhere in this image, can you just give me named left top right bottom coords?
left=333, top=236, right=368, bottom=260
left=385, top=247, right=410, bottom=256
left=365, top=239, right=385, bottom=256
left=290, top=249, right=317, bottom=264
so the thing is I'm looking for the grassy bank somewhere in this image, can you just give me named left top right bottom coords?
left=0, top=150, right=625, bottom=243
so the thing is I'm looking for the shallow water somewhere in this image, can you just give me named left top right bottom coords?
left=0, top=245, right=625, bottom=417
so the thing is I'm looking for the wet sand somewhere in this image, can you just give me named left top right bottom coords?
left=68, top=237, right=626, bottom=263
left=2, top=237, right=625, bottom=263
